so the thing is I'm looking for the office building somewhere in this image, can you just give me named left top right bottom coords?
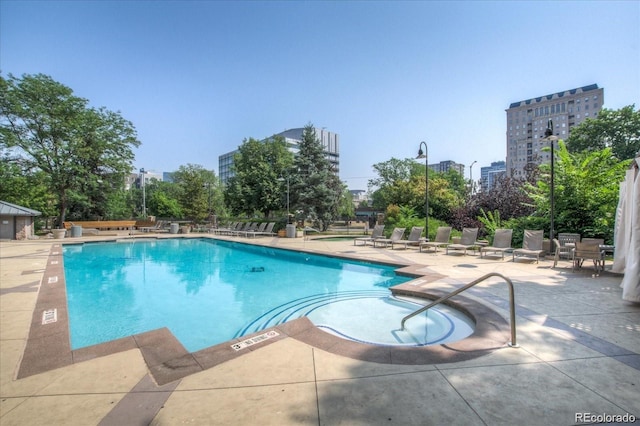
left=218, top=127, right=339, bottom=184
left=428, top=160, right=464, bottom=176
left=480, top=161, right=507, bottom=192
left=505, top=84, right=604, bottom=178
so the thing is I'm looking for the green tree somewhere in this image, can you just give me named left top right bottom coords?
left=369, top=158, right=423, bottom=210
left=144, top=180, right=183, bottom=219
left=370, top=158, right=465, bottom=229
left=290, top=124, right=343, bottom=231
left=172, top=164, right=219, bottom=222
left=224, top=136, right=294, bottom=218
left=0, top=73, right=139, bottom=225
left=528, top=141, right=629, bottom=243
left=338, top=188, right=355, bottom=219
left=566, top=105, right=640, bottom=161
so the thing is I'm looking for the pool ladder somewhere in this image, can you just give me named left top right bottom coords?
left=400, top=272, right=518, bottom=347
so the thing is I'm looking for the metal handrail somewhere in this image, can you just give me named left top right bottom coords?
left=400, top=272, right=518, bottom=347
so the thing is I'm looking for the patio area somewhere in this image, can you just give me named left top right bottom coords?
left=1, top=234, right=638, bottom=425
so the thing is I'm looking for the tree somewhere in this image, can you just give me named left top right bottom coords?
left=224, top=136, right=294, bottom=218
left=369, top=158, right=423, bottom=211
left=0, top=73, right=139, bottom=225
left=144, top=180, right=183, bottom=219
left=527, top=141, right=629, bottom=242
left=290, top=124, right=343, bottom=231
left=172, top=164, right=219, bottom=222
left=369, top=158, right=465, bottom=225
left=338, top=188, right=355, bottom=219
left=566, top=105, right=640, bottom=161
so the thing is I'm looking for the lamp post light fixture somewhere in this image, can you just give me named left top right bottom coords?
left=544, top=119, right=557, bottom=241
left=203, top=182, right=212, bottom=221
left=278, top=176, right=290, bottom=223
left=416, top=141, right=429, bottom=237
left=469, top=160, right=477, bottom=196
left=140, top=168, right=147, bottom=219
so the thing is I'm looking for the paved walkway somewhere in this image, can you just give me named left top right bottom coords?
left=1, top=234, right=639, bottom=425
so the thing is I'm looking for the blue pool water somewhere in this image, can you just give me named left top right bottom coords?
left=63, top=238, right=474, bottom=352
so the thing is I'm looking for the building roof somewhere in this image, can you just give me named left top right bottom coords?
left=508, top=84, right=600, bottom=109
left=0, top=201, right=42, bottom=216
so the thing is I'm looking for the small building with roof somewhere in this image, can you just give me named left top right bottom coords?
left=0, top=201, right=42, bottom=240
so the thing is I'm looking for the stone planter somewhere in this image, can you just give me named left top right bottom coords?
left=452, top=236, right=461, bottom=244
left=52, top=229, right=66, bottom=239
left=277, top=229, right=286, bottom=237
left=180, top=226, right=191, bottom=234
left=296, top=230, right=304, bottom=238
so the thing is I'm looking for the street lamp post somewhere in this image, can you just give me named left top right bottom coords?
left=140, top=168, right=147, bottom=219
left=278, top=176, right=290, bottom=223
left=544, top=119, right=557, bottom=241
left=417, top=141, right=429, bottom=237
left=204, top=182, right=212, bottom=221
left=469, top=160, right=477, bottom=196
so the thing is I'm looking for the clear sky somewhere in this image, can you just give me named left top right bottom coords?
left=2, top=1, right=639, bottom=190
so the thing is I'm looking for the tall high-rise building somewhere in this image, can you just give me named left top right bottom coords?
left=480, top=161, right=506, bottom=192
left=218, top=127, right=339, bottom=184
left=505, top=84, right=604, bottom=178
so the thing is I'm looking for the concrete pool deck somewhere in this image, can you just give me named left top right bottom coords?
left=1, top=234, right=639, bottom=425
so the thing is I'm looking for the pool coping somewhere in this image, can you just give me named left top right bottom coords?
left=16, top=239, right=512, bottom=386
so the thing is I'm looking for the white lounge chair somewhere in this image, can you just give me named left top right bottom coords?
left=391, top=226, right=425, bottom=249
left=512, top=230, right=545, bottom=263
left=354, top=224, right=385, bottom=246
left=446, top=228, right=479, bottom=255
left=480, top=229, right=513, bottom=259
left=420, top=226, right=452, bottom=253
left=373, top=228, right=406, bottom=248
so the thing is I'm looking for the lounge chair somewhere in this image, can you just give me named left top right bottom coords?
left=512, top=230, right=545, bottom=263
left=139, top=220, right=166, bottom=233
left=420, top=226, right=452, bottom=253
left=573, top=239, right=605, bottom=274
left=242, top=222, right=267, bottom=237
left=553, top=233, right=580, bottom=267
left=249, top=222, right=276, bottom=238
left=354, top=224, right=385, bottom=246
left=232, top=222, right=252, bottom=236
left=215, top=222, right=240, bottom=236
left=373, top=228, right=406, bottom=248
left=480, top=229, right=513, bottom=259
left=391, top=226, right=425, bottom=249
left=446, top=228, right=479, bottom=255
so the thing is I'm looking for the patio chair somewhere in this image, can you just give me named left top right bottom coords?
left=244, top=222, right=267, bottom=238
left=252, top=222, right=276, bottom=237
left=553, top=233, right=580, bottom=267
left=420, top=226, right=452, bottom=253
left=512, top=230, right=545, bottom=263
left=573, top=238, right=605, bottom=274
left=373, top=228, right=406, bottom=248
left=391, top=226, right=425, bottom=249
left=354, top=224, right=385, bottom=246
left=480, top=228, right=513, bottom=259
left=446, top=228, right=479, bottom=255
left=228, top=222, right=250, bottom=236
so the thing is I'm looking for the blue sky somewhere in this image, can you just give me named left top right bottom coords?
left=2, top=1, right=639, bottom=190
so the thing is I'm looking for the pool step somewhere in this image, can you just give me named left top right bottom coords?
left=234, top=290, right=389, bottom=337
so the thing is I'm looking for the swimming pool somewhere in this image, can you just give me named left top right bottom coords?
left=63, top=238, right=474, bottom=352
